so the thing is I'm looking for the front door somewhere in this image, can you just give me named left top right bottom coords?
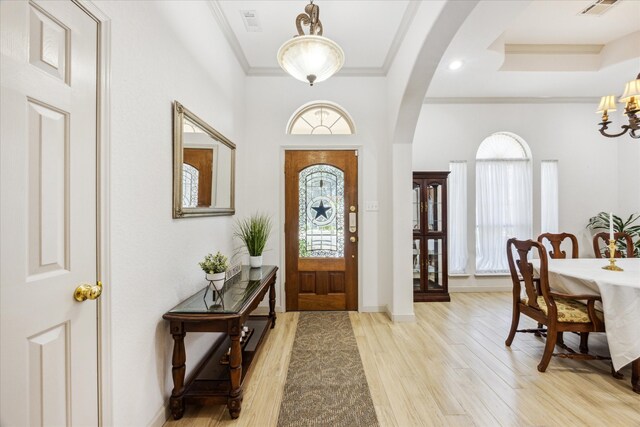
left=285, top=150, right=358, bottom=311
left=0, top=1, right=100, bottom=425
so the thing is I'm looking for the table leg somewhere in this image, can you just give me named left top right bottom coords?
left=269, top=280, right=276, bottom=329
left=632, top=358, right=639, bottom=394
left=169, top=329, right=186, bottom=419
left=228, top=333, right=243, bottom=418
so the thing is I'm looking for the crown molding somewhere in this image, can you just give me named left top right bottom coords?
left=381, top=1, right=420, bottom=74
left=504, top=44, right=604, bottom=55
left=208, top=0, right=416, bottom=78
left=207, top=0, right=250, bottom=74
left=423, top=96, right=601, bottom=104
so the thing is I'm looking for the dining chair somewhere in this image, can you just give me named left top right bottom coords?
left=505, top=238, right=606, bottom=372
left=537, top=232, right=579, bottom=259
left=536, top=232, right=589, bottom=352
left=593, top=232, right=634, bottom=258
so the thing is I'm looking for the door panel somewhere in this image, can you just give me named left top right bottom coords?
left=1, top=1, right=99, bottom=425
left=285, top=150, right=358, bottom=311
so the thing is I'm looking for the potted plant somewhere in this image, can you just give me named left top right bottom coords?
left=587, top=212, right=640, bottom=257
left=199, top=251, right=229, bottom=290
left=234, top=213, right=272, bottom=268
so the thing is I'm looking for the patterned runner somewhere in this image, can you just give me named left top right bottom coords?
left=277, top=312, right=379, bottom=427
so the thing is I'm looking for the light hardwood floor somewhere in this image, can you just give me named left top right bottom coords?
left=165, top=293, right=639, bottom=427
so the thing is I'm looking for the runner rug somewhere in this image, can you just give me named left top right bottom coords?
left=277, top=312, right=379, bottom=427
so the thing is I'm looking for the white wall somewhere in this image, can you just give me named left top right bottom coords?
left=413, top=102, right=632, bottom=290
left=240, top=76, right=389, bottom=312
left=617, top=139, right=640, bottom=218
left=96, top=2, right=245, bottom=426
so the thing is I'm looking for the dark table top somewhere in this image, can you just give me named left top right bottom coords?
left=165, top=265, right=277, bottom=315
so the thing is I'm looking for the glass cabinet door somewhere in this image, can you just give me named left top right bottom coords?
left=413, top=238, right=422, bottom=291
left=425, top=238, right=444, bottom=291
left=426, top=182, right=443, bottom=233
left=412, top=182, right=421, bottom=233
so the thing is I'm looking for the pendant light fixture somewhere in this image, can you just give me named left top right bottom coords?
left=277, top=1, right=344, bottom=86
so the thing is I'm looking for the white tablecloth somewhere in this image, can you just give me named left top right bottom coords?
left=530, top=258, right=640, bottom=371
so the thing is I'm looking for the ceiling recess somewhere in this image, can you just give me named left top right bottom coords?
left=580, top=0, right=620, bottom=16
left=240, top=10, right=261, bottom=32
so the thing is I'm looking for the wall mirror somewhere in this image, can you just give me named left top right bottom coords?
left=173, top=101, right=236, bottom=218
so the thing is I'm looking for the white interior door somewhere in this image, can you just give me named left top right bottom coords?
left=1, top=1, right=99, bottom=425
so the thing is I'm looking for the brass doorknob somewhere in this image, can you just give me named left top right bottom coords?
left=350, top=236, right=357, bottom=243
left=74, top=281, right=102, bottom=302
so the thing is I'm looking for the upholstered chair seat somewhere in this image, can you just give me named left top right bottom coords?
left=522, top=296, right=604, bottom=324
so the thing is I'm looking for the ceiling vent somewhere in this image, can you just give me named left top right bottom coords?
left=580, top=0, right=620, bottom=16
left=240, top=10, right=261, bottom=32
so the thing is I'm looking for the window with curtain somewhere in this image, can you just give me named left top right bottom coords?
left=476, top=132, right=532, bottom=274
left=541, top=160, right=559, bottom=234
left=449, top=161, right=468, bottom=274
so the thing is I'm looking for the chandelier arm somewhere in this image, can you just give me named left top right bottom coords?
left=598, top=121, right=631, bottom=138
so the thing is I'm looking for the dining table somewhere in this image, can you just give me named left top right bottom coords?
left=530, top=257, right=640, bottom=394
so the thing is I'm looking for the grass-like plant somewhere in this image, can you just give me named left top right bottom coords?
left=234, top=213, right=272, bottom=256
left=587, top=212, right=640, bottom=257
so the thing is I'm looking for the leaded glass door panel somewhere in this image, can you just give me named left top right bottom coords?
left=285, top=150, right=358, bottom=311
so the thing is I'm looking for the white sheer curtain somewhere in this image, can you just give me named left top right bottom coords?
left=448, top=161, right=467, bottom=273
left=541, top=160, right=559, bottom=234
left=476, top=159, right=532, bottom=273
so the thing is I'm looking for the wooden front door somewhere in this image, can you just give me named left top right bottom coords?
left=285, top=150, right=358, bottom=311
left=0, top=1, right=100, bottom=425
left=183, top=148, right=214, bottom=207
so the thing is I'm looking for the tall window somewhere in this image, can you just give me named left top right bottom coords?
left=448, top=161, right=468, bottom=274
left=287, top=101, right=355, bottom=135
left=476, top=132, right=532, bottom=273
left=541, top=160, right=559, bottom=234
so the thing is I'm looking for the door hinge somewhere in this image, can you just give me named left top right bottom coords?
left=354, top=150, right=358, bottom=157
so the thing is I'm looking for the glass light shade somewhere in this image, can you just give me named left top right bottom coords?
left=277, top=35, right=344, bottom=85
left=619, top=78, right=640, bottom=103
left=596, top=95, right=617, bottom=113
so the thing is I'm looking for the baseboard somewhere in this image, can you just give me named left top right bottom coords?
left=147, top=402, right=169, bottom=427
left=390, top=313, right=416, bottom=322
left=384, top=305, right=416, bottom=322
left=450, top=286, right=511, bottom=293
left=360, top=305, right=386, bottom=313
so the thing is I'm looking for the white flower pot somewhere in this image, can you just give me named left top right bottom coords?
left=206, top=272, right=226, bottom=290
left=249, top=255, right=263, bottom=268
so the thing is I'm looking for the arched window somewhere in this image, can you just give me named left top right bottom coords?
left=287, top=101, right=355, bottom=135
left=476, top=132, right=532, bottom=273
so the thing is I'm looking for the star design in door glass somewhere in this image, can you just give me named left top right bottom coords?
left=311, top=200, right=331, bottom=220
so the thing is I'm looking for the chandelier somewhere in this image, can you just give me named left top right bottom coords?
left=596, top=73, right=640, bottom=139
left=276, top=1, right=344, bottom=86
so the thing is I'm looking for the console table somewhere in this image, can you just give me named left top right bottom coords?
left=163, top=265, right=278, bottom=419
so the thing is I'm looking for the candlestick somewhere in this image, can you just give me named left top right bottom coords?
left=609, top=212, right=614, bottom=241
left=602, top=239, right=624, bottom=271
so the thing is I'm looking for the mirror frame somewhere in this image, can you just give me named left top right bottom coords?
left=173, top=101, right=236, bottom=218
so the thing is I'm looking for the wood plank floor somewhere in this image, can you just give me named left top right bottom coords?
left=164, top=293, right=639, bottom=427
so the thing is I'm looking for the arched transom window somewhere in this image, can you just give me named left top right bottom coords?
left=287, top=102, right=355, bottom=135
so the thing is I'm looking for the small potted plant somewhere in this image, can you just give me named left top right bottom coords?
left=199, top=251, right=228, bottom=290
left=234, top=213, right=272, bottom=268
